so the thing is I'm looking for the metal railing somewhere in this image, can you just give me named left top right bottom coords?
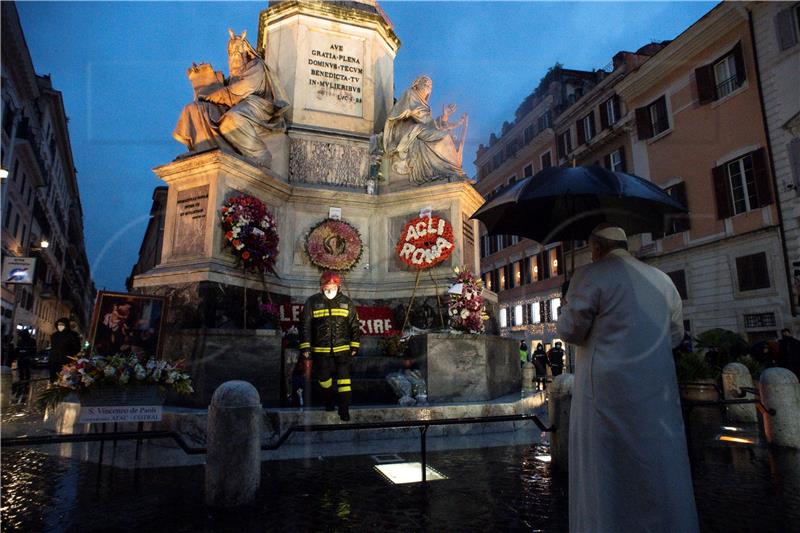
left=1, top=412, right=554, bottom=482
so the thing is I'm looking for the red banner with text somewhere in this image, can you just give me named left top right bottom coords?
left=276, top=303, right=399, bottom=336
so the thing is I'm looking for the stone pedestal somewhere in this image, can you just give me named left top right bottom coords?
left=759, top=367, right=800, bottom=449
left=548, top=373, right=574, bottom=474
left=721, top=362, right=757, bottom=422
left=409, top=333, right=520, bottom=402
left=163, top=328, right=282, bottom=408
left=206, top=381, right=261, bottom=507
left=132, top=151, right=483, bottom=302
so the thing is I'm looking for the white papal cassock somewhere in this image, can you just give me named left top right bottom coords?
left=557, top=248, right=699, bottom=533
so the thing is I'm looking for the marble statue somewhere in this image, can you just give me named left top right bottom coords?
left=382, top=75, right=468, bottom=184
left=173, top=30, right=290, bottom=168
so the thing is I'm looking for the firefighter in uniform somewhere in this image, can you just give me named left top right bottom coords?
left=300, top=271, right=361, bottom=421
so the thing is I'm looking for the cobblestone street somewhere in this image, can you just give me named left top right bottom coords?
left=1, top=403, right=798, bottom=532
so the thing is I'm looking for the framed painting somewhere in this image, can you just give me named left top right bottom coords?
left=88, top=291, right=167, bottom=358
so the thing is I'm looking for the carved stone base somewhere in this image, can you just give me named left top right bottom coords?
left=288, top=132, right=369, bottom=189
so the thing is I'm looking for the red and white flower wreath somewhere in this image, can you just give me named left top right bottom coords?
left=395, top=215, right=455, bottom=269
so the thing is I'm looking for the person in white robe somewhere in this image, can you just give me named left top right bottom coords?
left=556, top=225, right=699, bottom=533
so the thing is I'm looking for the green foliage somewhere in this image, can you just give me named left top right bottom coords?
left=675, top=351, right=718, bottom=383
left=695, top=329, right=748, bottom=357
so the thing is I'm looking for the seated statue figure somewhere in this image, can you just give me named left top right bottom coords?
left=382, top=75, right=468, bottom=184
left=173, top=30, right=289, bottom=168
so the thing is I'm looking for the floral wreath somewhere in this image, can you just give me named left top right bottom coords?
left=448, top=266, right=486, bottom=334
left=396, top=215, right=455, bottom=269
left=220, top=194, right=280, bottom=274
left=305, top=218, right=363, bottom=272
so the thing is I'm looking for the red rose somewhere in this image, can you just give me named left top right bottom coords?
left=242, top=251, right=251, bottom=260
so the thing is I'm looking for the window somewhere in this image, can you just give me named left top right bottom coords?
left=736, top=252, right=770, bottom=291
left=537, top=111, right=552, bottom=131
left=492, top=152, right=503, bottom=169
left=713, top=148, right=772, bottom=219
left=661, top=182, right=690, bottom=235
left=480, top=235, right=489, bottom=258
left=635, top=95, right=669, bottom=139
left=540, top=151, right=552, bottom=169
left=530, top=255, right=541, bottom=282
left=775, top=4, right=799, bottom=51
left=713, top=149, right=772, bottom=218
left=558, top=130, right=572, bottom=159
left=499, top=308, right=508, bottom=328
left=513, top=261, right=521, bottom=286
left=577, top=113, right=595, bottom=145
left=695, top=43, right=746, bottom=104
left=531, top=302, right=541, bottom=324
left=547, top=247, right=563, bottom=277
left=550, top=298, right=561, bottom=322
left=523, top=124, right=536, bottom=145
left=523, top=164, right=533, bottom=178
left=713, top=54, right=738, bottom=99
left=667, top=270, right=688, bottom=300
left=514, top=305, right=524, bottom=326
left=744, top=312, right=776, bottom=329
left=600, top=95, right=620, bottom=129
left=605, top=147, right=626, bottom=172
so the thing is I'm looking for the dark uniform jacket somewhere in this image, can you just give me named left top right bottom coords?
left=300, top=292, right=361, bottom=355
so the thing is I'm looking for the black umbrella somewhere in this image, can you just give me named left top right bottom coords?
left=471, top=165, right=688, bottom=245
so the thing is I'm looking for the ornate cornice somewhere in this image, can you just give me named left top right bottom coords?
left=258, top=0, right=400, bottom=55
left=616, top=3, right=747, bottom=101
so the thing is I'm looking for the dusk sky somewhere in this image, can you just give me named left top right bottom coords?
left=16, top=1, right=716, bottom=292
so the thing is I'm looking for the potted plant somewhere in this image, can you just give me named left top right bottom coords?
left=675, top=351, right=720, bottom=402
left=37, top=352, right=194, bottom=410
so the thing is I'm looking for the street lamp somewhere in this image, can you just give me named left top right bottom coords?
left=39, top=239, right=49, bottom=249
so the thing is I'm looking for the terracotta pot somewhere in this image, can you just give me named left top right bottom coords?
left=678, top=379, right=719, bottom=402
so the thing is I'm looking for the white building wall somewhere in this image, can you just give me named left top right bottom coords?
left=750, top=2, right=800, bottom=330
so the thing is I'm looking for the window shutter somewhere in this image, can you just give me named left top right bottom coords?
left=576, top=120, right=585, bottom=146
left=675, top=182, right=691, bottom=232
left=557, top=134, right=565, bottom=159
left=588, top=113, right=596, bottom=138
left=541, top=251, right=550, bottom=279
left=523, top=256, right=531, bottom=284
left=539, top=301, right=547, bottom=323
left=635, top=106, right=652, bottom=139
left=695, top=64, right=716, bottom=105
left=713, top=164, right=733, bottom=219
left=619, top=146, right=627, bottom=172
left=776, top=7, right=799, bottom=51
left=732, top=41, right=746, bottom=87
left=613, top=95, right=621, bottom=124
left=535, top=253, right=543, bottom=281
left=789, top=138, right=800, bottom=189
left=556, top=247, right=564, bottom=277
left=603, top=153, right=611, bottom=169
left=599, top=99, right=609, bottom=130
left=752, top=147, right=773, bottom=207
left=656, top=96, right=670, bottom=133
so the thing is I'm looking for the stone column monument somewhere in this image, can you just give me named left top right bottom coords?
left=131, top=0, right=484, bottom=406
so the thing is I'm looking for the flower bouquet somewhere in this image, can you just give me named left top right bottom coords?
left=37, top=352, right=194, bottom=410
left=220, top=195, right=280, bottom=275
left=305, top=218, right=363, bottom=272
left=447, top=266, right=486, bottom=334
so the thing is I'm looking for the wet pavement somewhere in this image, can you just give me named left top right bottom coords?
left=1, top=386, right=799, bottom=532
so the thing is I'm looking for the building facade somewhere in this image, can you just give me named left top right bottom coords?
left=1, top=2, right=95, bottom=348
left=475, top=1, right=799, bottom=347
left=474, top=67, right=601, bottom=350
left=748, top=1, right=800, bottom=331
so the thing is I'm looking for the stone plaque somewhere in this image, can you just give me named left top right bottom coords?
left=289, top=138, right=368, bottom=187
left=173, top=185, right=209, bottom=256
left=304, top=29, right=365, bottom=117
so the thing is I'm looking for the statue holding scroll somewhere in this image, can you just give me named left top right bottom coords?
left=173, top=30, right=289, bottom=168
left=381, top=75, right=468, bottom=184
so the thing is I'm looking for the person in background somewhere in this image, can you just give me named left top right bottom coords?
left=13, top=330, right=36, bottom=401
left=519, top=340, right=528, bottom=368
left=532, top=342, right=548, bottom=390
left=49, top=317, right=82, bottom=383
left=556, top=225, right=698, bottom=533
left=778, top=328, right=800, bottom=378
left=1, top=334, right=15, bottom=368
left=547, top=341, right=565, bottom=377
